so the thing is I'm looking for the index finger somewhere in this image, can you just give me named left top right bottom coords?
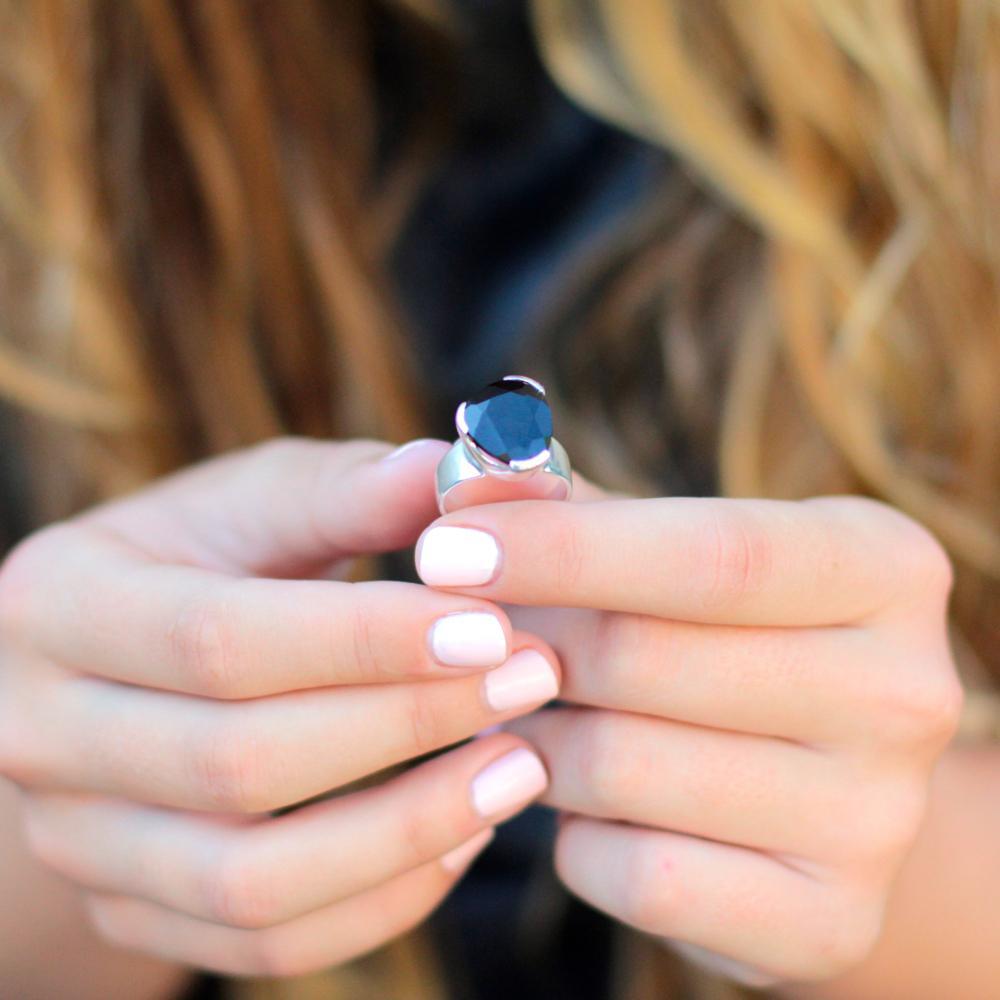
left=415, top=496, right=950, bottom=626
left=0, top=528, right=514, bottom=698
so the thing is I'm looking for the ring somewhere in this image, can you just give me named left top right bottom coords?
left=435, top=375, right=573, bottom=513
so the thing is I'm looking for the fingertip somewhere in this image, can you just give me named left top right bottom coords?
left=511, top=630, right=563, bottom=690
left=469, top=745, right=548, bottom=819
left=415, top=524, right=502, bottom=588
left=482, top=646, right=560, bottom=714
left=425, top=608, right=511, bottom=670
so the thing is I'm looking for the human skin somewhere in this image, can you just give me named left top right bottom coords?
left=0, top=435, right=975, bottom=994
left=415, top=460, right=965, bottom=987
left=0, top=437, right=560, bottom=981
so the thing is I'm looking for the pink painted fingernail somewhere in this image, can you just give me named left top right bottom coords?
left=429, top=612, right=508, bottom=668
left=417, top=526, right=499, bottom=586
left=471, top=747, right=548, bottom=817
left=441, top=828, right=494, bottom=873
left=483, top=649, right=558, bottom=712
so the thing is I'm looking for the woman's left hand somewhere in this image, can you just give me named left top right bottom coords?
left=415, top=489, right=962, bottom=986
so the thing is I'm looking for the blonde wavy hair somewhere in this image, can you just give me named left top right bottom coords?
left=0, top=1, right=997, bottom=997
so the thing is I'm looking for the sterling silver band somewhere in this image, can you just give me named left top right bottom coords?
left=435, top=435, right=573, bottom=513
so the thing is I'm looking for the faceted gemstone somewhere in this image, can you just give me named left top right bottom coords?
left=464, top=379, right=553, bottom=463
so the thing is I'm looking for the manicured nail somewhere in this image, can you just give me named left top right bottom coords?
left=381, top=438, right=438, bottom=462
left=441, top=828, right=494, bottom=873
left=417, top=526, right=499, bottom=586
left=429, top=612, right=507, bottom=668
left=471, top=747, right=548, bottom=818
left=483, top=649, right=558, bottom=712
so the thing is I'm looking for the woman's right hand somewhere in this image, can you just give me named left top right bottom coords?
left=0, top=437, right=558, bottom=977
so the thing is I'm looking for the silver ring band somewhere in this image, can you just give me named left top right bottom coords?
left=436, top=435, right=572, bottom=513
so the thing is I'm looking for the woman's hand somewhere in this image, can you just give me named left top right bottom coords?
left=415, top=491, right=962, bottom=986
left=0, top=438, right=558, bottom=976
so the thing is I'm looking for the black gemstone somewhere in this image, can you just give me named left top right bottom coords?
left=464, top=379, right=553, bottom=463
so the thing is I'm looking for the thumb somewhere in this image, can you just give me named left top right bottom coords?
left=83, top=437, right=451, bottom=575
left=442, top=462, right=614, bottom=513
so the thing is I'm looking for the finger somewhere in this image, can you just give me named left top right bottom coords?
left=555, top=817, right=878, bottom=983
left=23, top=638, right=559, bottom=811
left=506, top=605, right=933, bottom=745
left=569, top=471, right=616, bottom=503
left=83, top=436, right=452, bottom=575
left=85, top=846, right=486, bottom=978
left=416, top=496, right=947, bottom=625
left=23, top=734, right=545, bottom=927
left=440, top=460, right=614, bottom=509
left=510, top=708, right=870, bottom=862
left=7, top=534, right=517, bottom=694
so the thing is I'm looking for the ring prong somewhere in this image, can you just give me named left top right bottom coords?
left=501, top=374, right=546, bottom=398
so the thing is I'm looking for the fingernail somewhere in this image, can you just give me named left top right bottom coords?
left=429, top=612, right=508, bottom=668
left=483, top=649, right=558, bottom=712
left=441, top=828, right=494, bottom=873
left=471, top=747, right=548, bottom=818
left=417, top=526, right=499, bottom=586
left=381, top=438, right=438, bottom=462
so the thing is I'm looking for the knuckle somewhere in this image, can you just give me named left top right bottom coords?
left=702, top=506, right=773, bottom=609
left=0, top=528, right=60, bottom=643
left=397, top=802, right=440, bottom=868
left=188, top=716, right=271, bottom=812
left=545, top=513, right=587, bottom=595
left=203, top=843, right=279, bottom=929
left=168, top=589, right=245, bottom=698
left=877, top=664, right=964, bottom=748
left=847, top=781, right=928, bottom=864
left=348, top=601, right=380, bottom=683
left=589, top=612, right=645, bottom=685
left=856, top=501, right=954, bottom=606
left=896, top=520, right=955, bottom=599
left=402, top=686, right=447, bottom=756
left=805, top=893, right=884, bottom=979
left=902, top=671, right=964, bottom=746
left=576, top=714, right=630, bottom=811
